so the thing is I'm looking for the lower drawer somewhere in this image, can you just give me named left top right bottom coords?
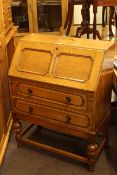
left=12, top=98, right=91, bottom=129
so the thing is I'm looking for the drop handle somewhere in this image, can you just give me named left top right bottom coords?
left=28, top=88, right=32, bottom=96
left=65, top=96, right=71, bottom=104
left=28, top=106, right=33, bottom=114
left=66, top=116, right=71, bottom=123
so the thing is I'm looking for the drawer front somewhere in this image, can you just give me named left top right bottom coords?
left=11, top=82, right=88, bottom=111
left=12, top=99, right=91, bottom=129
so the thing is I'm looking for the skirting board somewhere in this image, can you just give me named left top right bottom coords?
left=0, top=115, right=13, bottom=166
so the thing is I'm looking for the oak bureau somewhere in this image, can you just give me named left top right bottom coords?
left=9, top=34, right=114, bottom=171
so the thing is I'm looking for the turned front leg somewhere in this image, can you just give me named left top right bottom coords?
left=12, top=113, right=22, bottom=146
left=87, top=136, right=98, bottom=172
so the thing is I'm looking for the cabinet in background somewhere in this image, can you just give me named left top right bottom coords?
left=0, top=0, right=17, bottom=165
left=11, top=0, right=67, bottom=34
left=0, top=33, right=12, bottom=165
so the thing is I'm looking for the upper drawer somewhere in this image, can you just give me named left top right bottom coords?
left=10, top=82, right=88, bottom=111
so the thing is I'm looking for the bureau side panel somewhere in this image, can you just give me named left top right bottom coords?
left=93, top=68, right=113, bottom=129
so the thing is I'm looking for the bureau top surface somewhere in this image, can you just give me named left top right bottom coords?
left=20, top=34, right=114, bottom=50
left=9, top=34, right=114, bottom=92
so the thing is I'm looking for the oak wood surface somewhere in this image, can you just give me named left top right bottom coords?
left=97, top=0, right=117, bottom=6
left=0, top=0, right=17, bottom=165
left=9, top=34, right=114, bottom=171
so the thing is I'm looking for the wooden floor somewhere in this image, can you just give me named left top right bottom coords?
left=0, top=115, right=117, bottom=175
left=97, top=25, right=117, bottom=41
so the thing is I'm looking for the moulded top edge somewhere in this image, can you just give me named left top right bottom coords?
left=19, top=34, right=114, bottom=51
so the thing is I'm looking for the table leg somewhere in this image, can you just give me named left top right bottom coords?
left=76, top=0, right=101, bottom=40
left=109, top=6, right=115, bottom=37
left=76, top=1, right=90, bottom=38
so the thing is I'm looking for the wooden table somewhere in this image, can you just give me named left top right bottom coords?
left=93, top=0, right=117, bottom=39
left=96, top=0, right=117, bottom=6
left=76, top=0, right=93, bottom=39
left=76, top=0, right=117, bottom=39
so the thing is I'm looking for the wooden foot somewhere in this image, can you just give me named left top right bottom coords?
left=109, top=31, right=114, bottom=37
left=76, top=26, right=101, bottom=40
left=87, top=142, right=98, bottom=172
left=12, top=116, right=22, bottom=147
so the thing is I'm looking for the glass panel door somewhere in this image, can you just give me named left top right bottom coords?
left=11, top=0, right=29, bottom=32
left=36, top=0, right=62, bottom=32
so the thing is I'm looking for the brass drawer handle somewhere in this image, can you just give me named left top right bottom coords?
left=28, top=106, right=33, bottom=114
left=28, top=88, right=32, bottom=96
left=66, top=116, right=71, bottom=123
left=65, top=96, right=71, bottom=104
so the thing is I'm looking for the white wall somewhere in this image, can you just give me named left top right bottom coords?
left=74, top=6, right=103, bottom=25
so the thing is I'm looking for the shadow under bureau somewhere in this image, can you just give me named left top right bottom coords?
left=8, top=34, right=114, bottom=171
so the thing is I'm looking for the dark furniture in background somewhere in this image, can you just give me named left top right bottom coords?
left=64, top=0, right=117, bottom=39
